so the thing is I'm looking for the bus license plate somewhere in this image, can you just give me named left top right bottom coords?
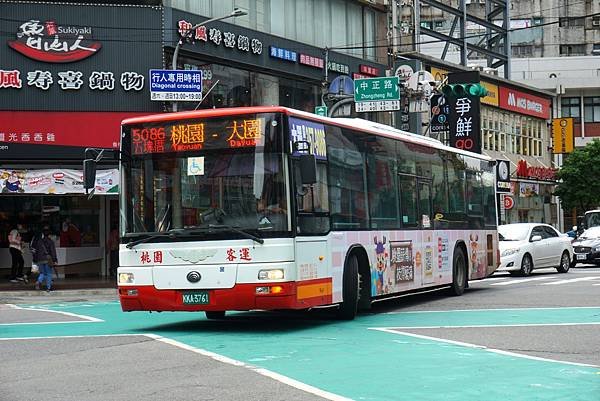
left=182, top=291, right=210, bottom=305
left=577, top=254, right=586, bottom=260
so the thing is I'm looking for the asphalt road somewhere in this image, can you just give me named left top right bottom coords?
left=1, top=265, right=599, bottom=401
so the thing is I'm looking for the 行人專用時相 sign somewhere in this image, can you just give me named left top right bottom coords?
left=149, top=69, right=202, bottom=101
left=354, top=77, right=400, bottom=112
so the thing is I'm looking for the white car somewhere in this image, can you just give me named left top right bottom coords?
left=498, top=223, right=573, bottom=276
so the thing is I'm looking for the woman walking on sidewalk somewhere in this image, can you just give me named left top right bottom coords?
left=30, top=227, right=58, bottom=292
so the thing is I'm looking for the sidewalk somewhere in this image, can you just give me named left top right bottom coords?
left=0, top=276, right=118, bottom=303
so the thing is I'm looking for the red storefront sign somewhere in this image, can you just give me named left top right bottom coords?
left=0, top=111, right=148, bottom=159
left=515, top=159, right=557, bottom=181
left=498, top=87, right=551, bottom=119
left=503, top=195, right=514, bottom=210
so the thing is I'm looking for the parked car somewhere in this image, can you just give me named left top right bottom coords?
left=571, top=226, right=600, bottom=266
left=498, top=223, right=573, bottom=276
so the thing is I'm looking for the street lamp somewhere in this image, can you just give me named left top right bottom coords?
left=171, top=8, right=248, bottom=111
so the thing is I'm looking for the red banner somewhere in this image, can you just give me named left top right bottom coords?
left=498, top=87, right=551, bottom=119
left=0, top=111, right=149, bottom=148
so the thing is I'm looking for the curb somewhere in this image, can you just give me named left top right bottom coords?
left=0, top=288, right=118, bottom=297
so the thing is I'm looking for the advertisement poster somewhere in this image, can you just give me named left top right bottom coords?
left=0, top=168, right=118, bottom=194
left=390, top=240, right=414, bottom=283
left=519, top=182, right=539, bottom=197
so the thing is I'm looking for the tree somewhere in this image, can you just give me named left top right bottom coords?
left=554, top=139, right=600, bottom=211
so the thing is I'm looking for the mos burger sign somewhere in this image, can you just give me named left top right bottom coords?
left=516, top=160, right=557, bottom=181
left=499, top=87, right=550, bottom=120
left=8, top=19, right=101, bottom=63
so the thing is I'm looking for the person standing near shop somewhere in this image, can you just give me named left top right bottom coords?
left=106, top=227, right=119, bottom=278
left=8, top=223, right=26, bottom=283
left=31, top=227, right=58, bottom=292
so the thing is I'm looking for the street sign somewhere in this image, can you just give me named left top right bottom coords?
left=552, top=117, right=574, bottom=154
left=354, top=76, right=400, bottom=112
left=355, top=100, right=400, bottom=112
left=149, top=69, right=202, bottom=101
left=315, top=106, right=328, bottom=116
left=354, top=77, right=400, bottom=102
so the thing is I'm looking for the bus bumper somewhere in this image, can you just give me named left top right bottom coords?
left=118, top=279, right=332, bottom=312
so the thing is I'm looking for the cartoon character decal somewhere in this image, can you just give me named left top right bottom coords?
left=372, top=236, right=388, bottom=295
left=469, top=233, right=485, bottom=276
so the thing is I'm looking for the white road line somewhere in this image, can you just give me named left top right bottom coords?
left=490, top=276, right=556, bottom=286
left=371, top=327, right=599, bottom=368
left=369, top=322, right=600, bottom=330
left=478, top=277, right=510, bottom=282
left=540, top=276, right=600, bottom=285
left=384, top=306, right=600, bottom=314
left=0, top=333, right=353, bottom=401
left=151, top=335, right=354, bottom=401
left=0, top=304, right=103, bottom=325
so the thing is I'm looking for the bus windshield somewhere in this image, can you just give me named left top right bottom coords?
left=120, top=113, right=289, bottom=237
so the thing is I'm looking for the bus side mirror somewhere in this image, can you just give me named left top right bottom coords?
left=83, top=159, right=97, bottom=192
left=299, top=154, right=317, bottom=185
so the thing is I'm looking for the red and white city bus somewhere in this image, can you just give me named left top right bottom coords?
left=96, top=106, right=498, bottom=320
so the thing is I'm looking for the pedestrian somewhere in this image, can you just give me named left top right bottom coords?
left=107, top=227, right=119, bottom=277
left=31, top=227, right=58, bottom=292
left=8, top=223, right=26, bottom=283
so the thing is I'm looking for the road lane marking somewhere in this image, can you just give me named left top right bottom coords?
left=149, top=334, right=353, bottom=401
left=0, top=304, right=103, bottom=326
left=0, top=333, right=353, bottom=401
left=540, top=276, right=600, bottom=285
left=385, top=306, right=600, bottom=314
left=490, top=276, right=556, bottom=286
left=371, top=328, right=599, bottom=368
left=370, top=322, right=600, bottom=330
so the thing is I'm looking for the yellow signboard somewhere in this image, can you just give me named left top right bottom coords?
left=480, top=81, right=499, bottom=106
left=552, top=118, right=575, bottom=154
left=430, top=67, right=448, bottom=83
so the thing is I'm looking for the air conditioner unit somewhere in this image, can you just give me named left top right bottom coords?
left=592, top=19, right=600, bottom=27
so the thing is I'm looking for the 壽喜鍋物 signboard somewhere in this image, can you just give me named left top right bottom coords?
left=149, top=69, right=202, bottom=101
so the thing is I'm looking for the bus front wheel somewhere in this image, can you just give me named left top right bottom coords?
left=336, top=254, right=360, bottom=320
left=448, top=247, right=467, bottom=296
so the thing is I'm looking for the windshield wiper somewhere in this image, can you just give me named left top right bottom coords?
left=124, top=227, right=208, bottom=249
left=209, top=224, right=264, bottom=244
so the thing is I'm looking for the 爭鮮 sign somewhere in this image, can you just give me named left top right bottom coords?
left=354, top=77, right=400, bottom=112
left=149, top=69, right=202, bottom=101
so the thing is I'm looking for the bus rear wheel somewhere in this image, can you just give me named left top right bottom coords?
left=448, top=247, right=467, bottom=296
left=205, top=311, right=226, bottom=319
left=336, top=254, right=360, bottom=320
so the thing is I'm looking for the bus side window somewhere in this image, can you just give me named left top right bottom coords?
left=398, top=175, right=418, bottom=227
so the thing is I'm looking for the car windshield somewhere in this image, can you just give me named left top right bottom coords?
left=498, top=224, right=530, bottom=241
left=120, top=113, right=290, bottom=237
left=579, top=226, right=600, bottom=240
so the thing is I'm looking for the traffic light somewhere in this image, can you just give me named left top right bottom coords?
left=442, top=83, right=488, bottom=98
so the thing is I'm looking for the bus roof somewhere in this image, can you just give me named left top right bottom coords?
left=121, top=106, right=492, bottom=161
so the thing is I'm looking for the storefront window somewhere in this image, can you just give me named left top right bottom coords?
left=0, top=195, right=100, bottom=248
left=176, top=57, right=320, bottom=114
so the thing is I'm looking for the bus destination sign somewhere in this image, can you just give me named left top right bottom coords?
left=130, top=118, right=264, bottom=155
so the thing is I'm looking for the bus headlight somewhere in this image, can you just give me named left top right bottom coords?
left=258, top=269, right=284, bottom=280
left=118, top=273, right=135, bottom=284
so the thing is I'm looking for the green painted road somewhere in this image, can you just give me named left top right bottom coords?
left=2, top=302, right=600, bottom=401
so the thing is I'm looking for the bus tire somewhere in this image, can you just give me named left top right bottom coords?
left=336, top=254, right=359, bottom=320
left=448, top=246, right=467, bottom=296
left=205, top=311, right=226, bottom=319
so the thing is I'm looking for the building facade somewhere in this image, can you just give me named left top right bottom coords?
left=0, top=0, right=388, bottom=281
left=401, top=56, right=557, bottom=227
